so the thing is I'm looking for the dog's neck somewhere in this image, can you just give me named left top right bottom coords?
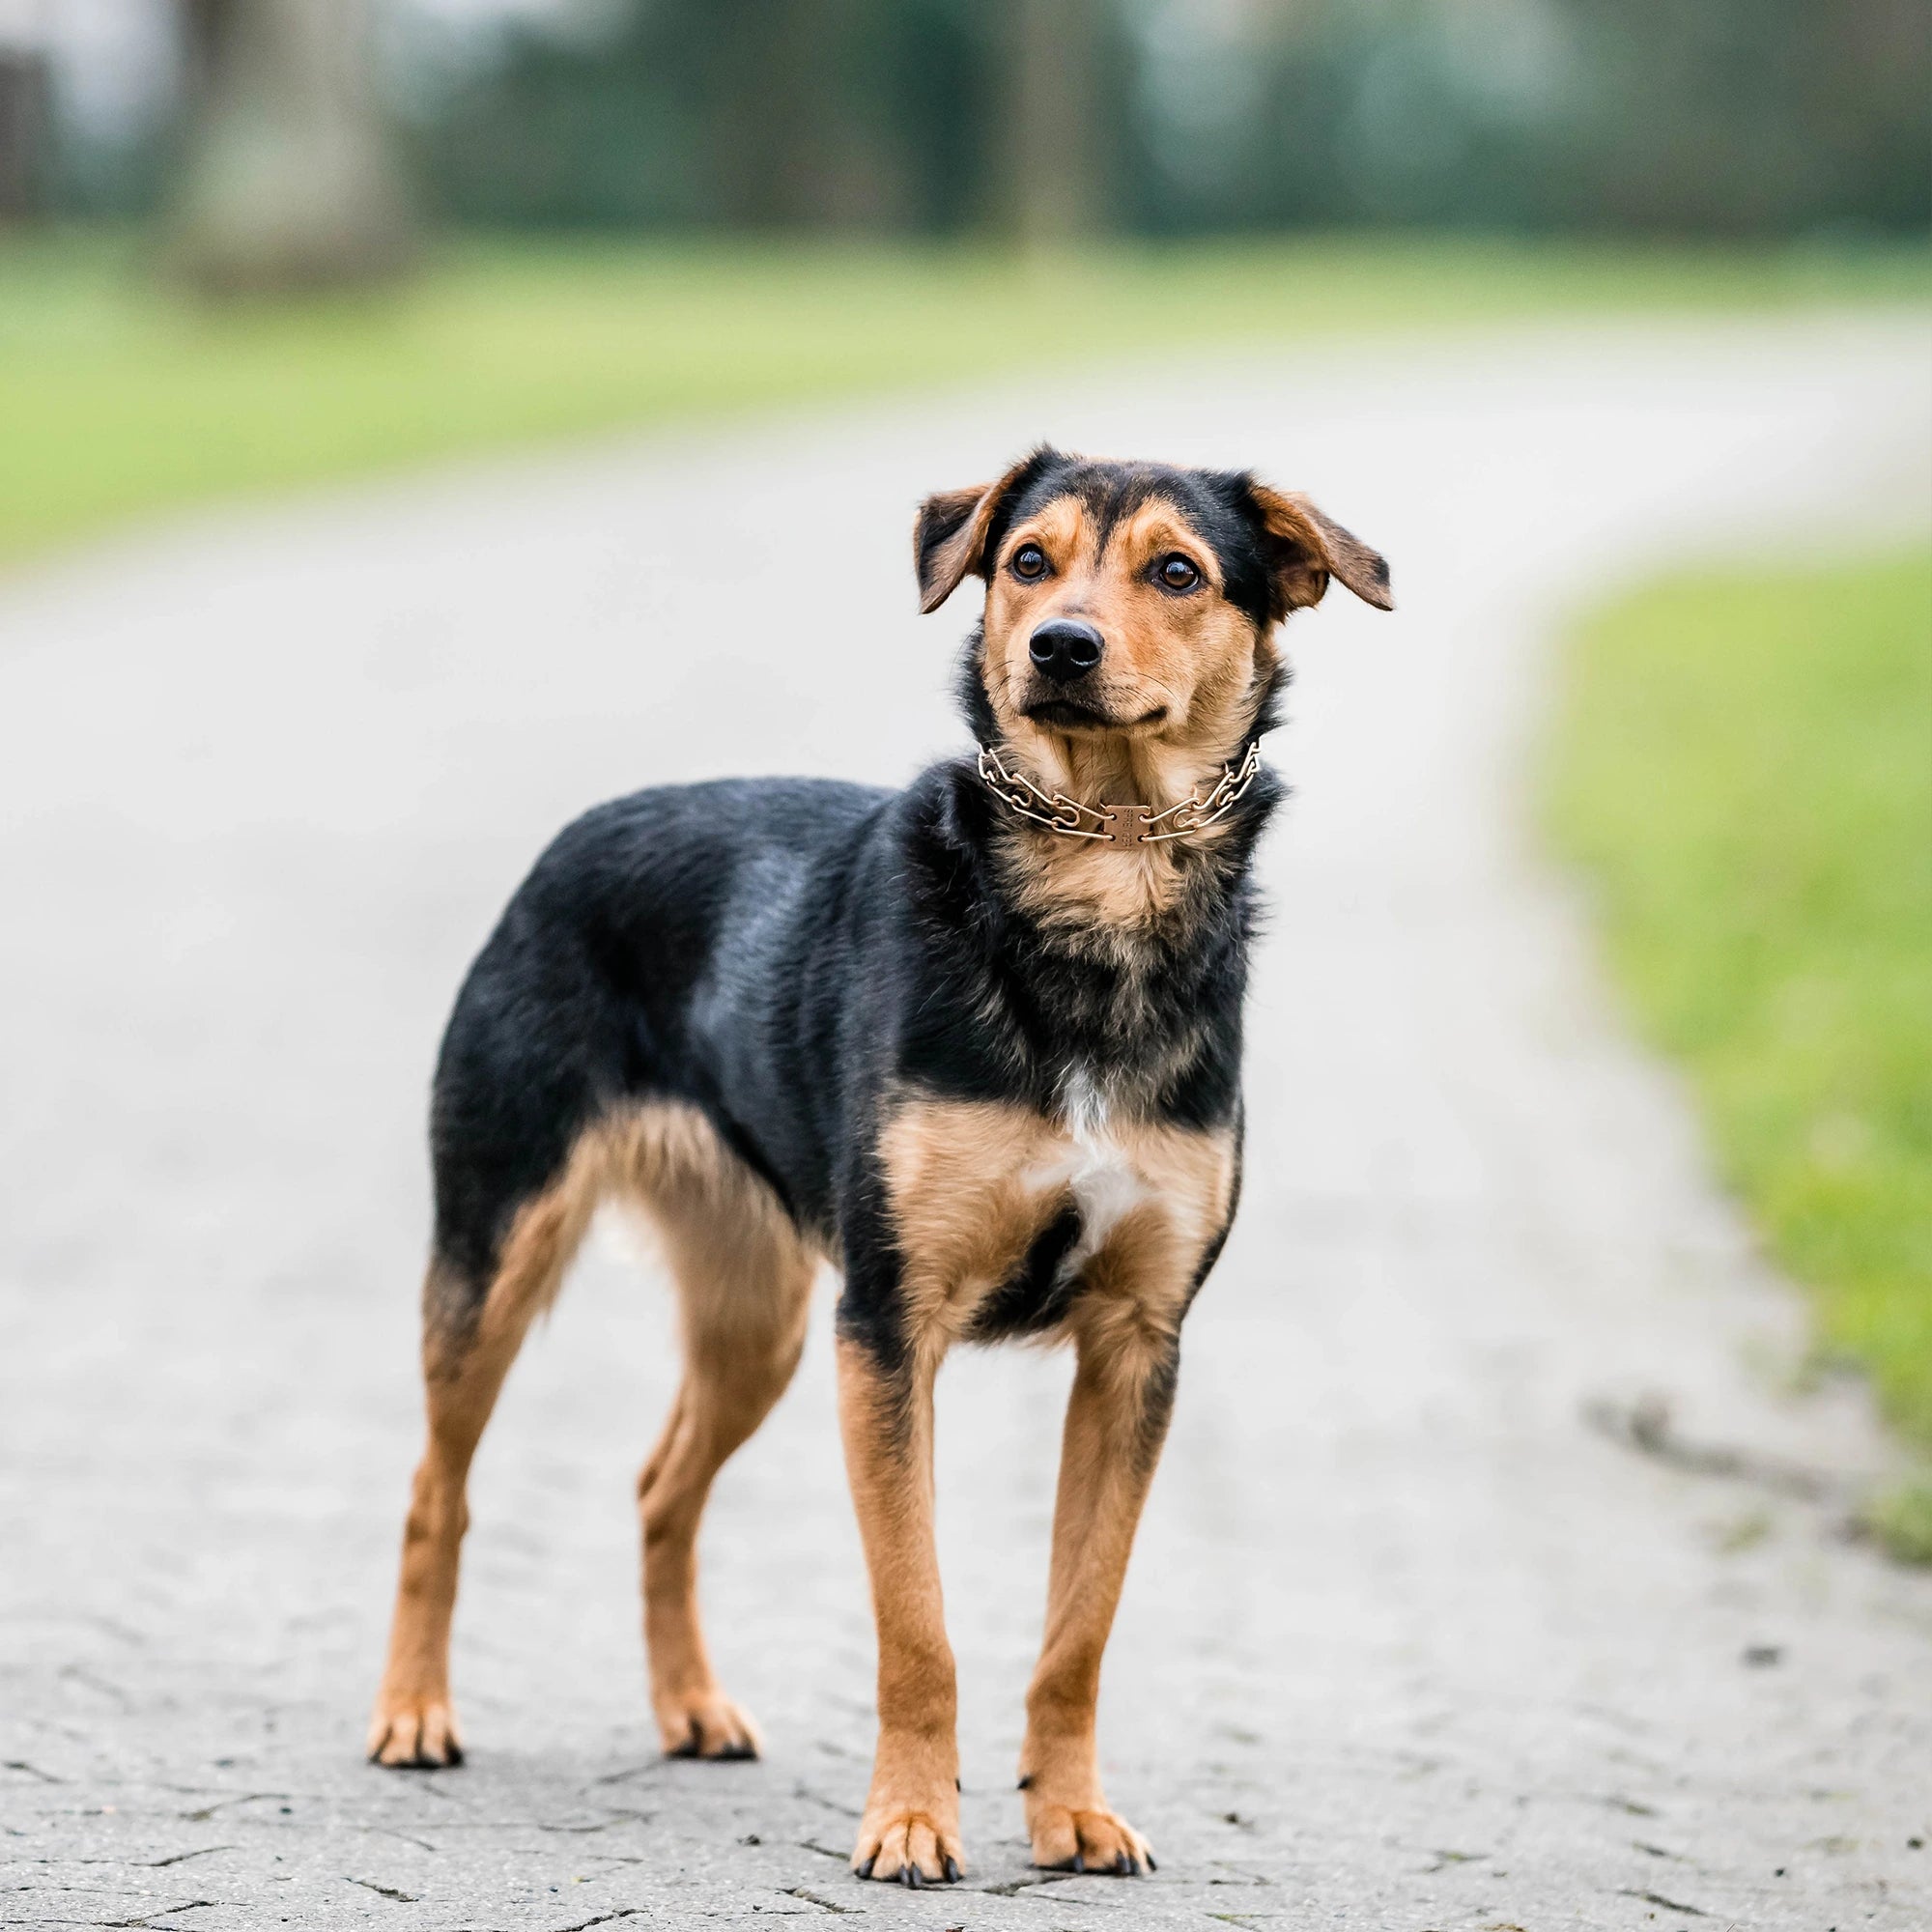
left=1003, top=731, right=1228, bottom=818
left=958, top=640, right=1283, bottom=944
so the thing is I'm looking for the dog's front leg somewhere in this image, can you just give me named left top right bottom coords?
left=837, top=1328, right=964, bottom=1886
left=1018, top=1309, right=1181, bottom=1876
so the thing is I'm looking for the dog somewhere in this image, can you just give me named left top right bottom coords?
left=367, top=446, right=1392, bottom=1884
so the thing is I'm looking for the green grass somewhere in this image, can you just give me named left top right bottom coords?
left=1548, top=551, right=1932, bottom=1465
left=4, top=230, right=1930, bottom=565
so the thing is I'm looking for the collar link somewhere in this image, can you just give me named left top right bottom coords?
left=975, top=740, right=1263, bottom=845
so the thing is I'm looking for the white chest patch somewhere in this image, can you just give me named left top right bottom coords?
left=1023, top=1067, right=1152, bottom=1277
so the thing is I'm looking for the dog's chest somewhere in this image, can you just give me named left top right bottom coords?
left=1023, top=1069, right=1149, bottom=1275
left=876, top=1081, right=1235, bottom=1340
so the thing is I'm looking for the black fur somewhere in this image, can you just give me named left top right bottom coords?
left=425, top=454, right=1329, bottom=1378
left=969, top=1205, right=1085, bottom=1342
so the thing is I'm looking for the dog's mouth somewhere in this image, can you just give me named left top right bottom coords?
left=1020, top=696, right=1170, bottom=733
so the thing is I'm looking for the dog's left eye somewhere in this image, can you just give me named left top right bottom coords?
left=1156, top=554, right=1201, bottom=592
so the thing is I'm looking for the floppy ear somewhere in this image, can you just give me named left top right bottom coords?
left=912, top=453, right=1044, bottom=613
left=913, top=484, right=996, bottom=613
left=1245, top=483, right=1394, bottom=617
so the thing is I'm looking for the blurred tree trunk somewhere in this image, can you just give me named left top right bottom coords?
left=0, top=47, right=50, bottom=223
left=168, top=0, right=415, bottom=297
left=1004, top=0, right=1104, bottom=246
left=707, top=0, right=905, bottom=229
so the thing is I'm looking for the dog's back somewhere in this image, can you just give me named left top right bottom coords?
left=429, top=775, right=890, bottom=1299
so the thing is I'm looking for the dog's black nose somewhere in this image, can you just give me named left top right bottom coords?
left=1028, top=619, right=1105, bottom=683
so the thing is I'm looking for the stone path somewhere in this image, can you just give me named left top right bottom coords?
left=3, top=318, right=1930, bottom=1930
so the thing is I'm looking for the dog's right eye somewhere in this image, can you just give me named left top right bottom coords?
left=1010, top=544, right=1048, bottom=582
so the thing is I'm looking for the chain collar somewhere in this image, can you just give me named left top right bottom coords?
left=975, top=739, right=1264, bottom=845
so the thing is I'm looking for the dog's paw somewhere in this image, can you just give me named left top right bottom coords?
left=657, top=1690, right=762, bottom=1761
left=1028, top=1803, right=1154, bottom=1876
left=366, top=1692, right=464, bottom=1769
left=851, top=1808, right=965, bottom=1886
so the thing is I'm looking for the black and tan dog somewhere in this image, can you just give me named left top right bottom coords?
left=367, top=446, right=1391, bottom=1883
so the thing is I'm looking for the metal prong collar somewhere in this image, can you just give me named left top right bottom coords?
left=975, top=740, right=1262, bottom=845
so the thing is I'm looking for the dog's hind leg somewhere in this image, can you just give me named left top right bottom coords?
left=368, top=1136, right=608, bottom=1769
left=624, top=1107, right=815, bottom=1759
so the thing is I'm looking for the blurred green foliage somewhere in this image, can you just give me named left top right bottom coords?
left=1548, top=550, right=1932, bottom=1444
left=1864, top=1479, right=1932, bottom=1566
left=385, top=0, right=1932, bottom=238
left=6, top=231, right=1927, bottom=565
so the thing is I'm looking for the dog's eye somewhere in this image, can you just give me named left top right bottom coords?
left=1010, top=543, right=1048, bottom=582
left=1156, top=554, right=1201, bottom=592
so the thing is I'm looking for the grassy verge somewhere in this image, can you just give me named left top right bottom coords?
left=3, top=231, right=1929, bottom=565
left=1548, top=549, right=1932, bottom=1543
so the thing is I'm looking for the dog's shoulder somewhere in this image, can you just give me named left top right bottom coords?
left=503, top=776, right=889, bottom=921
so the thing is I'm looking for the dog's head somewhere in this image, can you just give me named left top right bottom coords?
left=915, top=447, right=1391, bottom=777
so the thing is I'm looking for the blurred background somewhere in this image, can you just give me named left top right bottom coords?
left=2, top=0, right=1928, bottom=250
left=0, top=0, right=1924, bottom=247
left=2, top=1, right=1927, bottom=567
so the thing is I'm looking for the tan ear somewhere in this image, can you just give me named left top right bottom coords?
left=1247, top=484, right=1394, bottom=616
left=912, top=453, right=1045, bottom=613
left=913, top=484, right=997, bottom=613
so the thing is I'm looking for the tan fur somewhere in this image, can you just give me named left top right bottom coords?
left=843, top=1090, right=1234, bottom=1873
left=873, top=1096, right=1065, bottom=1360
left=876, top=1092, right=1233, bottom=1346
left=838, top=1336, right=964, bottom=1882
left=1245, top=482, right=1396, bottom=612
left=369, top=1101, right=817, bottom=1768
left=980, top=496, right=1276, bottom=934
left=1018, top=1202, right=1205, bottom=1871
left=918, top=459, right=1387, bottom=942
left=627, top=1116, right=815, bottom=1756
left=915, top=454, right=1042, bottom=615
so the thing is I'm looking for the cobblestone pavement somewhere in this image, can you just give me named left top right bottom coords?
left=4, top=321, right=1931, bottom=1931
